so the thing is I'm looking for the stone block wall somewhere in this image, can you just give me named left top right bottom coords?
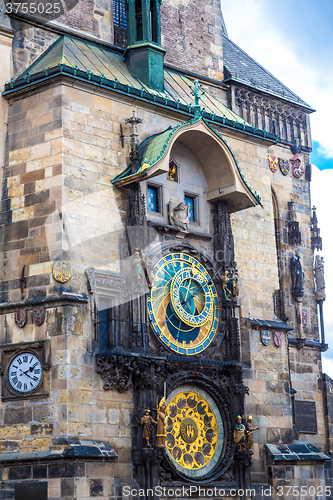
left=0, top=456, right=136, bottom=500
left=161, top=0, right=224, bottom=80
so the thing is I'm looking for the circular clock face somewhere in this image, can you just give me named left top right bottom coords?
left=147, top=253, right=219, bottom=355
left=8, top=352, right=42, bottom=394
left=165, top=385, right=224, bottom=479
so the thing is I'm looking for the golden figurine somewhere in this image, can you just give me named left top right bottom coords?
left=245, top=415, right=259, bottom=449
left=141, top=409, right=157, bottom=447
left=233, top=415, right=246, bottom=450
left=156, top=398, right=167, bottom=447
left=168, top=161, right=177, bottom=181
left=222, top=271, right=231, bottom=301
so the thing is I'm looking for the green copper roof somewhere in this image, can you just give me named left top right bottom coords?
left=112, top=117, right=263, bottom=207
left=3, top=35, right=277, bottom=144
left=5, top=35, right=244, bottom=122
left=112, top=116, right=201, bottom=183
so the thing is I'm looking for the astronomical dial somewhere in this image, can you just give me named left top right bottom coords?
left=147, top=253, right=219, bottom=355
left=8, top=352, right=43, bottom=394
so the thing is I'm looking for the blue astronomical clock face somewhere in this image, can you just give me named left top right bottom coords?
left=147, top=253, right=219, bottom=355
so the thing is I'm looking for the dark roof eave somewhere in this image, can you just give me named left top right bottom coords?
left=224, top=76, right=315, bottom=113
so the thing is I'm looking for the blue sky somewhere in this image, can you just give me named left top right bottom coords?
left=222, top=0, right=333, bottom=375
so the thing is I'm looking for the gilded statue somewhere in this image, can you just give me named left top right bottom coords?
left=156, top=398, right=167, bottom=447
left=245, top=415, right=259, bottom=449
left=141, top=409, right=157, bottom=447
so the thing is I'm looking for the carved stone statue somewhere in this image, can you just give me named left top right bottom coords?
left=156, top=398, right=167, bottom=447
left=169, top=202, right=189, bottom=231
left=141, top=409, right=157, bottom=447
left=234, top=415, right=245, bottom=450
left=245, top=415, right=259, bottom=449
left=315, top=255, right=326, bottom=302
left=291, top=250, right=304, bottom=299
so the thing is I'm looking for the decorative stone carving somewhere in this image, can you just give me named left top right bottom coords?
left=288, top=201, right=302, bottom=245
left=234, top=87, right=308, bottom=147
left=311, top=206, right=323, bottom=251
left=169, top=201, right=189, bottom=231
left=14, top=310, right=27, bottom=328
left=96, top=352, right=248, bottom=397
left=291, top=250, right=304, bottom=299
left=32, top=306, right=46, bottom=326
left=314, top=255, right=326, bottom=302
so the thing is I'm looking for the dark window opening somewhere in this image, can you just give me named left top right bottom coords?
left=150, top=0, right=158, bottom=43
left=135, top=0, right=143, bottom=41
left=113, top=0, right=127, bottom=48
left=97, top=300, right=148, bottom=353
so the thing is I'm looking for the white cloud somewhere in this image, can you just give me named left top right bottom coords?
left=221, top=1, right=333, bottom=376
left=322, top=357, right=333, bottom=381
left=221, top=0, right=333, bottom=159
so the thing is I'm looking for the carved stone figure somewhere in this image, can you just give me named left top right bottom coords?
left=141, top=409, right=157, bottom=447
left=245, top=416, right=259, bottom=449
left=234, top=416, right=245, bottom=450
left=291, top=250, right=304, bottom=299
left=156, top=398, right=167, bottom=447
left=315, top=255, right=326, bottom=302
left=133, top=250, right=144, bottom=288
left=169, top=202, right=189, bottom=231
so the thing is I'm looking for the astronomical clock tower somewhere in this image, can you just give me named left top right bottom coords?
left=0, top=0, right=331, bottom=497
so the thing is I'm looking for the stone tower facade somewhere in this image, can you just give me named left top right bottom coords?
left=0, top=1, right=331, bottom=499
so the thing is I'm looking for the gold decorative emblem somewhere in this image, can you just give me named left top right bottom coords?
left=52, top=260, right=72, bottom=283
left=166, top=391, right=218, bottom=471
left=180, top=418, right=198, bottom=443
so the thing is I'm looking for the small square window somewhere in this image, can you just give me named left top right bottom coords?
left=185, top=195, right=197, bottom=222
left=147, top=185, right=161, bottom=213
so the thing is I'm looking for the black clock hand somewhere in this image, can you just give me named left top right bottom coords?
left=19, top=368, right=36, bottom=381
left=23, top=371, right=37, bottom=381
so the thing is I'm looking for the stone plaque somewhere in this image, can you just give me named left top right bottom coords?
left=294, top=401, right=317, bottom=434
left=15, top=482, right=47, bottom=500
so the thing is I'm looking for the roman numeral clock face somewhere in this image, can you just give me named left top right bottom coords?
left=8, top=352, right=43, bottom=394
left=147, top=253, right=219, bottom=355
